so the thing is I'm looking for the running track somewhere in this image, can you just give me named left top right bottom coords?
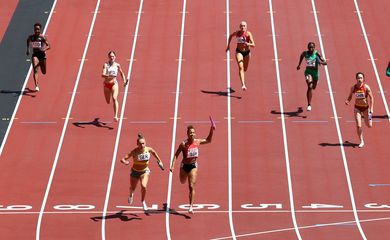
left=0, top=1, right=389, bottom=239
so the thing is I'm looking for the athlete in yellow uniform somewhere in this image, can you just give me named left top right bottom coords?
left=120, top=134, right=164, bottom=211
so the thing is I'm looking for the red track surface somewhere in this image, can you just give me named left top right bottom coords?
left=1, top=0, right=390, bottom=239
left=0, top=0, right=18, bottom=41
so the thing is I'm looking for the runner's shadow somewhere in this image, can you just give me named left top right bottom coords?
left=372, top=114, right=389, bottom=119
left=318, top=141, right=358, bottom=148
left=201, top=87, right=242, bottom=99
left=270, top=107, right=307, bottom=118
left=90, top=210, right=141, bottom=222
left=0, top=88, right=36, bottom=97
left=144, top=203, right=191, bottom=219
left=72, top=118, right=114, bottom=130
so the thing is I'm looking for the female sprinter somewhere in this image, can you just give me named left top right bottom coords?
left=26, top=22, right=51, bottom=92
left=226, top=21, right=255, bottom=91
left=296, top=42, right=327, bottom=111
left=170, top=124, right=215, bottom=214
left=102, top=51, right=128, bottom=122
left=120, top=134, right=164, bottom=211
left=345, top=72, right=374, bottom=148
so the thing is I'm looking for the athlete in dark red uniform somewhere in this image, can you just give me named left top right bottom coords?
left=226, top=21, right=255, bottom=90
left=26, top=22, right=50, bottom=92
left=345, top=72, right=374, bottom=148
left=170, top=124, right=215, bottom=213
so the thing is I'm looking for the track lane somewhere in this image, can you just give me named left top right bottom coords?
left=0, top=1, right=97, bottom=238
left=103, top=1, right=182, bottom=239
left=0, top=0, right=18, bottom=42
left=271, top=0, right=365, bottom=238
left=227, top=0, right=299, bottom=239
left=314, top=0, right=390, bottom=239
left=37, top=1, right=139, bottom=239
left=166, top=0, right=232, bottom=239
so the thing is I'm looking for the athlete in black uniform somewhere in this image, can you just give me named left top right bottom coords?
left=26, top=23, right=50, bottom=91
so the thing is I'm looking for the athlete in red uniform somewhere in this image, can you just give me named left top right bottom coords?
left=26, top=22, right=50, bottom=92
left=170, top=124, right=215, bottom=213
left=226, top=21, right=255, bottom=91
left=101, top=51, right=128, bottom=122
left=345, top=72, right=374, bottom=148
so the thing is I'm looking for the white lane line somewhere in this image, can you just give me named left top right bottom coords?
left=35, top=1, right=101, bottom=240
left=353, top=0, right=390, bottom=121
left=268, top=1, right=302, bottom=239
left=225, top=1, right=237, bottom=239
left=0, top=1, right=58, bottom=156
left=311, top=0, right=367, bottom=239
left=100, top=0, right=144, bottom=239
left=165, top=1, right=187, bottom=239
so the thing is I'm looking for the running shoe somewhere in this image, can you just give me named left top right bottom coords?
left=35, top=86, right=40, bottom=92
left=307, top=105, right=312, bottom=111
left=358, top=141, right=365, bottom=148
left=188, top=206, right=194, bottom=214
left=142, top=201, right=148, bottom=211
left=242, top=85, right=247, bottom=91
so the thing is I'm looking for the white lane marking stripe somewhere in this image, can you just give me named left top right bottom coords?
left=100, top=0, right=144, bottom=239
left=225, top=1, right=237, bottom=239
left=268, top=1, right=302, bottom=239
left=311, top=0, right=367, bottom=239
left=165, top=1, right=187, bottom=239
left=35, top=1, right=101, bottom=240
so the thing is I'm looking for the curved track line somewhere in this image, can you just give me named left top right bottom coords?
left=35, top=1, right=101, bottom=239
left=311, top=0, right=367, bottom=239
left=353, top=0, right=390, bottom=121
left=268, top=0, right=302, bottom=239
left=165, top=1, right=187, bottom=239
left=100, top=0, right=144, bottom=239
left=225, top=0, right=237, bottom=238
left=0, top=0, right=58, bottom=156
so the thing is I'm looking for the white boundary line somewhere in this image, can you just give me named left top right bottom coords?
left=225, top=0, right=237, bottom=239
left=0, top=0, right=58, bottom=156
left=101, top=0, right=144, bottom=239
left=310, top=0, right=367, bottom=239
left=353, top=0, right=390, bottom=121
left=35, top=1, right=101, bottom=239
left=268, top=1, right=302, bottom=239
left=165, top=0, right=187, bottom=239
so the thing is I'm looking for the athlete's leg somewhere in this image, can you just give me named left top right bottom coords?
left=39, top=59, right=47, bottom=74
left=128, top=176, right=139, bottom=204
left=139, top=173, right=149, bottom=202
left=355, top=110, right=364, bottom=147
left=363, top=109, right=373, bottom=128
left=103, top=85, right=111, bottom=104
left=235, top=52, right=246, bottom=90
left=187, top=168, right=198, bottom=213
left=243, top=54, right=250, bottom=72
left=32, top=56, right=40, bottom=89
left=111, top=83, right=119, bottom=121
left=179, top=167, right=188, bottom=184
left=306, top=74, right=314, bottom=108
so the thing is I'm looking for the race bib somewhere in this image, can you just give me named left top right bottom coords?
left=355, top=92, right=365, bottom=99
left=236, top=36, right=246, bottom=44
left=31, top=41, right=42, bottom=49
left=187, top=148, right=199, bottom=158
left=138, top=152, right=150, bottom=161
left=306, top=58, right=316, bottom=67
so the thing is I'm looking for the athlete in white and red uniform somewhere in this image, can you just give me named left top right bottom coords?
left=26, top=22, right=50, bottom=92
left=345, top=72, right=374, bottom=148
left=170, top=124, right=215, bottom=213
left=226, top=21, right=255, bottom=90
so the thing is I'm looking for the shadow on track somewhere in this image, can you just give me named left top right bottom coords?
left=72, top=118, right=114, bottom=130
left=319, top=141, right=358, bottom=148
left=201, top=87, right=242, bottom=99
left=0, top=88, right=36, bottom=98
left=270, top=107, right=307, bottom=118
left=90, top=210, right=141, bottom=222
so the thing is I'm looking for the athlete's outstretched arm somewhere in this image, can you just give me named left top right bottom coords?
left=316, top=52, right=327, bottom=65
left=296, top=52, right=304, bottom=70
left=226, top=31, right=236, bottom=52
left=366, top=85, right=374, bottom=113
left=170, top=143, right=183, bottom=172
left=200, top=126, right=214, bottom=145
left=345, top=86, right=354, bottom=105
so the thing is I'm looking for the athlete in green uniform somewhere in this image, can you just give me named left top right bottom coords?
left=297, top=42, right=327, bottom=111
left=386, top=61, right=390, bottom=77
